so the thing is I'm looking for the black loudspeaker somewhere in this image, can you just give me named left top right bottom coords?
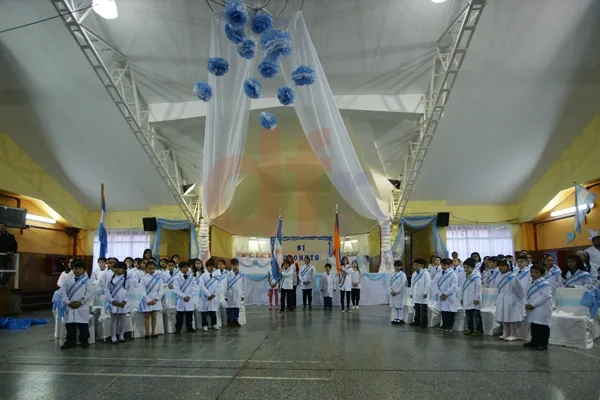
left=142, top=217, right=157, bottom=232
left=436, top=212, right=450, bottom=227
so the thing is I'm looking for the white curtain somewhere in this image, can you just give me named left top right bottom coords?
left=93, top=229, right=151, bottom=262
left=446, top=224, right=515, bottom=259
left=341, top=233, right=369, bottom=256
left=279, top=13, right=390, bottom=222
left=202, top=16, right=257, bottom=223
left=233, top=236, right=271, bottom=258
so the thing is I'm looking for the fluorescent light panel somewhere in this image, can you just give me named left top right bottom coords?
left=550, top=203, right=595, bottom=218
left=92, top=0, right=118, bottom=20
left=26, top=214, right=57, bottom=224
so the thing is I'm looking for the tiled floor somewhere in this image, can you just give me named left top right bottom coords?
left=1, top=306, right=599, bottom=399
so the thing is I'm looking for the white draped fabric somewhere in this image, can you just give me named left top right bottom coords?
left=446, top=224, right=514, bottom=258
left=202, top=16, right=257, bottom=223
left=279, top=13, right=390, bottom=222
left=93, top=229, right=150, bottom=261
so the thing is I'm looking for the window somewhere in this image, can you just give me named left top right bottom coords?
left=446, top=224, right=514, bottom=258
left=233, top=236, right=271, bottom=258
left=93, top=228, right=151, bottom=262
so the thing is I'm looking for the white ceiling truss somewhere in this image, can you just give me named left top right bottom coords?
left=49, top=0, right=201, bottom=224
left=392, top=0, right=486, bottom=221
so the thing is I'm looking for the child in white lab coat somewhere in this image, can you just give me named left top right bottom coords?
left=198, top=258, right=220, bottom=330
left=515, top=255, right=532, bottom=293
left=162, top=260, right=180, bottom=289
left=90, top=257, right=107, bottom=285
left=436, top=257, right=458, bottom=333
left=321, top=263, right=335, bottom=310
left=524, top=265, right=553, bottom=351
left=410, top=258, right=430, bottom=328
left=461, top=258, right=482, bottom=335
left=225, top=259, right=245, bottom=327
left=561, top=255, right=594, bottom=290
left=543, top=255, right=563, bottom=287
left=390, top=260, right=407, bottom=324
left=350, top=260, right=362, bottom=310
left=173, top=261, right=198, bottom=333
left=300, top=255, right=316, bottom=310
left=495, top=259, right=524, bottom=341
left=139, top=260, right=164, bottom=339
left=279, top=260, right=295, bottom=313
left=105, top=261, right=134, bottom=344
left=59, top=260, right=94, bottom=349
left=484, top=256, right=501, bottom=288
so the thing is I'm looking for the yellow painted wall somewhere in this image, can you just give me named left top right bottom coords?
left=0, top=131, right=89, bottom=228
left=211, top=225, right=234, bottom=258
left=159, top=229, right=190, bottom=260
left=368, top=225, right=380, bottom=257
left=519, top=113, right=600, bottom=221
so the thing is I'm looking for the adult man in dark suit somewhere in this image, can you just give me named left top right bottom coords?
left=0, top=222, right=18, bottom=287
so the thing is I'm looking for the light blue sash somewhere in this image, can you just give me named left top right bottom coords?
left=487, top=269, right=499, bottom=285
left=437, top=270, right=454, bottom=290
left=146, top=274, right=162, bottom=295
left=565, top=270, right=590, bottom=286
left=201, top=276, right=218, bottom=300
left=339, top=269, right=348, bottom=289
left=546, top=266, right=562, bottom=279
left=67, top=275, right=89, bottom=300
left=110, top=275, right=125, bottom=299
left=301, top=266, right=312, bottom=279
left=527, top=279, right=551, bottom=301
left=180, top=276, right=193, bottom=294
left=391, top=271, right=405, bottom=285
left=411, top=270, right=423, bottom=286
left=497, top=273, right=515, bottom=294
left=463, top=274, right=480, bottom=292
left=228, top=273, right=243, bottom=291
left=167, top=270, right=179, bottom=286
left=517, top=268, right=530, bottom=280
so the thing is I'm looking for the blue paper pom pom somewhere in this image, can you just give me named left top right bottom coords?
left=251, top=12, right=273, bottom=34
left=207, top=57, right=229, bottom=76
left=291, top=65, right=316, bottom=86
left=225, top=24, right=244, bottom=44
left=258, top=59, right=279, bottom=79
left=260, top=112, right=277, bottom=130
left=193, top=81, right=212, bottom=102
left=277, top=86, right=295, bottom=106
left=223, top=0, right=248, bottom=29
left=237, top=39, right=256, bottom=59
left=260, top=29, right=292, bottom=61
left=243, top=78, right=262, bottom=99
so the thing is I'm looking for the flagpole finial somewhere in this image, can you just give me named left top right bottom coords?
left=335, top=204, right=338, bottom=213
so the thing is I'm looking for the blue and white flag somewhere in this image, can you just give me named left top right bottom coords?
left=271, top=215, right=283, bottom=281
left=574, top=184, right=596, bottom=233
left=98, top=184, right=108, bottom=258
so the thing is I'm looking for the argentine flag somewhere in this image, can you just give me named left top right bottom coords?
left=574, top=184, right=596, bottom=234
left=271, top=216, right=283, bottom=281
left=98, top=184, right=108, bottom=258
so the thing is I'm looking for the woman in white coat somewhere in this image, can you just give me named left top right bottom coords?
left=495, top=259, right=525, bottom=341
left=524, top=265, right=553, bottom=351
left=139, top=260, right=164, bottom=339
left=436, top=258, right=458, bottom=332
left=390, top=261, right=407, bottom=324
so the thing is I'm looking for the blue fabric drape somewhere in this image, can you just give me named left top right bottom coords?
left=150, top=219, right=200, bottom=259
left=0, top=317, right=49, bottom=330
left=392, top=216, right=448, bottom=260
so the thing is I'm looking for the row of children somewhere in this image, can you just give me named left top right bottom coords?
left=268, top=255, right=363, bottom=313
left=55, top=254, right=245, bottom=349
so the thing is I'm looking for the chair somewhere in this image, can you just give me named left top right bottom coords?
left=480, top=288, right=501, bottom=336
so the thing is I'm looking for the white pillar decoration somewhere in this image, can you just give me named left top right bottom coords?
left=379, top=219, right=394, bottom=272
left=199, top=218, right=211, bottom=265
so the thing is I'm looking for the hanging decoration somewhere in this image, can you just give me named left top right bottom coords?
left=193, top=81, right=213, bottom=102
left=260, top=29, right=293, bottom=62
left=225, top=24, right=245, bottom=44
left=277, top=85, right=295, bottom=106
left=223, top=0, right=248, bottom=29
left=291, top=65, right=316, bottom=86
left=258, top=59, right=279, bottom=79
left=237, top=39, right=256, bottom=59
left=251, top=11, right=273, bottom=34
left=243, top=78, right=262, bottom=99
left=207, top=57, right=230, bottom=76
left=260, top=112, right=277, bottom=130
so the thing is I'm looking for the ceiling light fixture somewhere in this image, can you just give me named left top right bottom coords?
left=26, top=214, right=57, bottom=224
left=92, top=0, right=118, bottom=20
left=550, top=203, right=595, bottom=218
left=431, top=0, right=448, bottom=3
left=182, top=183, right=197, bottom=196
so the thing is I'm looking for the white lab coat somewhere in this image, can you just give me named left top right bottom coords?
left=485, top=268, right=501, bottom=288
left=90, top=267, right=108, bottom=285
left=586, top=246, right=600, bottom=267
left=300, top=264, right=316, bottom=289
left=350, top=270, right=362, bottom=289
left=280, top=266, right=295, bottom=290
left=140, top=272, right=165, bottom=312
left=411, top=269, right=430, bottom=305
left=104, top=273, right=135, bottom=314
left=60, top=274, right=93, bottom=323
left=198, top=271, right=220, bottom=312
left=461, top=272, right=482, bottom=310
left=545, top=265, right=563, bottom=287
left=429, top=267, right=441, bottom=299
left=435, top=269, right=458, bottom=312
left=320, top=272, right=335, bottom=297
left=515, top=266, right=532, bottom=293
left=57, top=270, right=73, bottom=288
left=495, top=272, right=524, bottom=323
left=339, top=265, right=353, bottom=291
left=389, top=271, right=407, bottom=309
left=173, top=274, right=198, bottom=312
left=561, top=269, right=594, bottom=290
left=225, top=271, right=245, bottom=308
left=162, top=269, right=181, bottom=286
left=455, top=266, right=466, bottom=289
left=526, top=278, right=553, bottom=326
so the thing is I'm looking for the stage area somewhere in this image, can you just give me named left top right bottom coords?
left=1, top=307, right=599, bottom=400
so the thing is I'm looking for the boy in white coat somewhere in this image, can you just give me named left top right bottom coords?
left=390, top=260, right=407, bottom=324
left=436, top=258, right=458, bottom=333
left=495, top=259, right=525, bottom=341
left=300, top=255, right=316, bottom=310
left=461, top=258, right=483, bottom=336
left=59, top=260, right=94, bottom=349
left=173, top=262, right=198, bottom=333
left=321, top=264, right=335, bottom=310
left=410, top=258, right=430, bottom=328
left=524, top=265, right=553, bottom=351
left=198, top=259, right=220, bottom=330
left=225, top=259, right=245, bottom=327
left=484, top=256, right=501, bottom=288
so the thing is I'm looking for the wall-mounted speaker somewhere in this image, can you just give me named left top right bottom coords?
left=436, top=212, right=450, bottom=227
left=142, top=217, right=157, bottom=232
